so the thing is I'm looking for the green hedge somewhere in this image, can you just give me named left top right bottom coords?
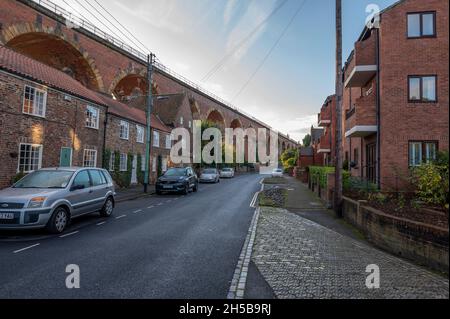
left=309, top=166, right=335, bottom=188
left=103, top=149, right=133, bottom=188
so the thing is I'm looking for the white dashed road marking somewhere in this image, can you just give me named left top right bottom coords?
left=59, top=231, right=79, bottom=238
left=115, top=215, right=127, bottom=220
left=97, top=222, right=106, bottom=226
left=157, top=203, right=163, bottom=206
left=147, top=205, right=155, bottom=209
left=133, top=209, right=143, bottom=214
left=13, top=243, right=40, bottom=254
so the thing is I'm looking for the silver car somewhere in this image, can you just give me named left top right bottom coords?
left=0, top=168, right=115, bottom=233
left=199, top=168, right=220, bottom=183
left=220, top=168, right=235, bottom=178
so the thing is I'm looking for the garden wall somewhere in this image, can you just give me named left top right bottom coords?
left=343, top=197, right=449, bottom=273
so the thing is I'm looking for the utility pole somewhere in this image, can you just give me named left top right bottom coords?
left=144, top=53, right=155, bottom=193
left=334, top=0, right=343, bottom=216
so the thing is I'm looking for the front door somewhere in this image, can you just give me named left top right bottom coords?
left=366, top=143, right=376, bottom=183
left=60, top=147, right=72, bottom=167
left=131, top=155, right=138, bottom=185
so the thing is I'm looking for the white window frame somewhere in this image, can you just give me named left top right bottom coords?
left=153, top=131, right=160, bottom=147
left=165, top=134, right=171, bottom=149
left=136, top=125, right=145, bottom=144
left=141, top=154, right=146, bottom=172
left=17, top=143, right=43, bottom=173
left=162, top=156, right=168, bottom=172
left=152, top=156, right=157, bottom=172
left=86, top=105, right=100, bottom=129
left=22, top=85, right=47, bottom=118
left=120, top=120, right=130, bottom=140
left=83, top=149, right=97, bottom=168
left=119, top=153, right=128, bottom=172
left=109, top=153, right=115, bottom=171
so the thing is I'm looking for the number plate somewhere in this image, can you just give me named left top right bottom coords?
left=163, top=185, right=173, bottom=189
left=0, top=213, right=15, bottom=220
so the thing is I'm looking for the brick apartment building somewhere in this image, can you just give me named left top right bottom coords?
left=297, top=126, right=325, bottom=168
left=342, top=0, right=448, bottom=190
left=317, top=95, right=337, bottom=166
left=0, top=46, right=172, bottom=189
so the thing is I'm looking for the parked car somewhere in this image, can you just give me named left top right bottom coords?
left=156, top=167, right=198, bottom=195
left=0, top=168, right=115, bottom=234
left=220, top=168, right=235, bottom=178
left=199, top=168, right=220, bottom=183
left=272, top=168, right=284, bottom=177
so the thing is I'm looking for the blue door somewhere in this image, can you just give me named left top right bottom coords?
left=60, top=148, right=72, bottom=167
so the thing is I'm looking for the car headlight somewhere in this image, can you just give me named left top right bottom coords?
left=28, top=197, right=47, bottom=209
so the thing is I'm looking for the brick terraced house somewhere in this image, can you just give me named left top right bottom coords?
left=342, top=0, right=448, bottom=190
left=0, top=46, right=171, bottom=189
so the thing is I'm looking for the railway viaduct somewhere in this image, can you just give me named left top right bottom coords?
left=0, top=0, right=298, bottom=153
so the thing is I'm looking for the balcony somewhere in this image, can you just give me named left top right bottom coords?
left=317, top=134, right=331, bottom=154
left=344, top=34, right=377, bottom=88
left=345, top=94, right=377, bottom=138
left=318, top=112, right=331, bottom=127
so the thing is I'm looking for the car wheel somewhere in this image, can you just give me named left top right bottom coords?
left=100, top=197, right=114, bottom=217
left=193, top=182, right=198, bottom=192
left=46, top=207, right=69, bottom=234
left=182, top=184, right=189, bottom=195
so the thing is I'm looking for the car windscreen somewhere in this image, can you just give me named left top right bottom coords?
left=164, top=168, right=187, bottom=176
left=14, top=170, right=74, bottom=189
left=222, top=168, right=232, bottom=172
left=203, top=169, right=217, bottom=174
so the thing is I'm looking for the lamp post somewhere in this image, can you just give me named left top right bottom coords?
left=144, top=53, right=155, bottom=193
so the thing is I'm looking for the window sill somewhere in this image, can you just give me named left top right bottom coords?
left=86, top=126, right=99, bottom=130
left=23, top=112, right=46, bottom=119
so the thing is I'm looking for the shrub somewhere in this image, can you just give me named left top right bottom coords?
left=309, top=166, right=334, bottom=188
left=11, top=171, right=27, bottom=184
left=412, top=162, right=449, bottom=209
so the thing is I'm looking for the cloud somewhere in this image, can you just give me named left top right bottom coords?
left=112, top=0, right=185, bottom=34
left=224, top=0, right=238, bottom=26
left=226, top=0, right=278, bottom=62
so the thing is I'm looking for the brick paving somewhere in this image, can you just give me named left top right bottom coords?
left=252, top=207, right=449, bottom=299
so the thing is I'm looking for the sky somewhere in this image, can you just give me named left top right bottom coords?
left=53, top=0, right=398, bottom=142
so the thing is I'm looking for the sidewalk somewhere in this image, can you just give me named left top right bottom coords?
left=115, top=184, right=155, bottom=203
left=246, top=176, right=449, bottom=299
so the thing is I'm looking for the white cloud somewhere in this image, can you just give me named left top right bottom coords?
left=226, top=0, right=277, bottom=62
left=224, top=0, right=238, bottom=26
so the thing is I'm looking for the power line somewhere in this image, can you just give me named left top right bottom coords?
left=201, top=0, right=290, bottom=82
left=65, top=0, right=128, bottom=46
left=81, top=0, right=149, bottom=53
left=231, top=0, right=307, bottom=103
left=91, top=0, right=153, bottom=54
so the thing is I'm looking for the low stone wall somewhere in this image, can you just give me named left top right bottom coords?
left=343, top=197, right=449, bottom=273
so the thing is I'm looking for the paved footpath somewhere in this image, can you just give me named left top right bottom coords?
left=249, top=178, right=449, bottom=299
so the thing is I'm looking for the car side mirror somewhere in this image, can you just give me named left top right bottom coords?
left=70, top=184, right=85, bottom=192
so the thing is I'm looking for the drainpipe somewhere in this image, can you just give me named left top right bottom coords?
left=102, top=110, right=108, bottom=169
left=375, top=28, right=381, bottom=189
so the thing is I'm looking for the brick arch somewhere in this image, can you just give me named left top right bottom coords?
left=1, top=22, right=104, bottom=92
left=230, top=118, right=243, bottom=129
left=205, top=109, right=227, bottom=130
left=109, top=67, right=160, bottom=100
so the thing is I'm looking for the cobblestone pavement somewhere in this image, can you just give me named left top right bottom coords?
left=252, top=207, right=449, bottom=299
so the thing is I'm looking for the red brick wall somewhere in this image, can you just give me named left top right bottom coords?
left=104, top=114, right=171, bottom=184
left=379, top=0, right=449, bottom=188
left=0, top=70, right=106, bottom=189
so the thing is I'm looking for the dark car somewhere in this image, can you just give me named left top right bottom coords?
left=156, top=167, right=198, bottom=195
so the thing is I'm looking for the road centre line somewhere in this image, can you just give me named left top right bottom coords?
left=13, top=243, right=40, bottom=254
left=115, top=215, right=127, bottom=220
left=59, top=231, right=79, bottom=238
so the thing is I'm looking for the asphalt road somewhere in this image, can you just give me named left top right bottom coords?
left=0, top=173, right=267, bottom=299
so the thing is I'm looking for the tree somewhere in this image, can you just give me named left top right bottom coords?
left=302, top=134, right=311, bottom=147
left=281, top=149, right=298, bottom=171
